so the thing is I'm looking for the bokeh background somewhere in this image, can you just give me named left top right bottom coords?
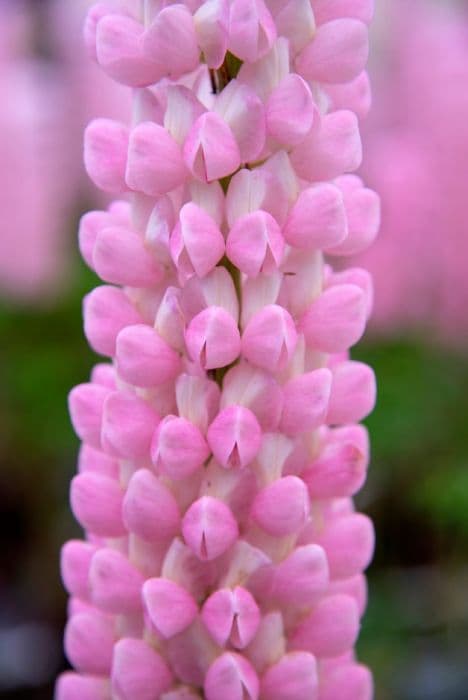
left=1, top=0, right=467, bottom=697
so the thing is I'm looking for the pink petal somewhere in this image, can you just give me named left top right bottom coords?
left=260, top=652, right=318, bottom=700
left=89, top=548, right=144, bottom=614
left=185, top=307, right=241, bottom=370
left=183, top=112, right=241, bottom=182
left=227, top=210, right=284, bottom=277
left=126, top=122, right=186, bottom=196
left=151, top=415, right=210, bottom=479
left=296, top=19, right=368, bottom=84
left=101, top=391, right=159, bottom=460
left=283, top=183, right=347, bottom=250
left=266, top=74, right=315, bottom=146
left=182, top=496, right=239, bottom=561
left=116, top=324, right=181, bottom=388
left=300, top=284, right=367, bottom=353
left=280, top=368, right=332, bottom=436
left=291, top=110, right=362, bottom=182
left=143, top=578, right=198, bottom=638
left=83, top=285, right=142, bottom=357
left=290, top=594, right=359, bottom=658
left=123, top=468, right=181, bottom=541
left=251, top=476, right=309, bottom=536
left=84, top=119, right=129, bottom=193
left=207, top=405, right=262, bottom=469
left=327, top=360, right=376, bottom=424
left=201, top=586, right=260, bottom=648
left=111, top=638, right=173, bottom=699
left=93, top=226, right=162, bottom=287
left=64, top=611, right=114, bottom=675
left=228, top=0, right=276, bottom=62
left=204, top=652, right=259, bottom=700
left=242, top=304, right=297, bottom=372
left=70, top=472, right=125, bottom=537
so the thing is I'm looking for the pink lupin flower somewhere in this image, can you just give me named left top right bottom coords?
left=58, top=1, right=378, bottom=697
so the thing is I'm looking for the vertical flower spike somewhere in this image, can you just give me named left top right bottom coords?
left=59, top=1, right=378, bottom=696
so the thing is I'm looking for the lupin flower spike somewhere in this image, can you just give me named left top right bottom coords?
left=58, top=1, right=379, bottom=697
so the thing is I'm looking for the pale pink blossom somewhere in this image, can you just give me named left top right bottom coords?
left=58, top=1, right=378, bottom=697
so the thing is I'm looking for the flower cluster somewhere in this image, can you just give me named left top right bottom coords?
left=58, top=1, right=379, bottom=698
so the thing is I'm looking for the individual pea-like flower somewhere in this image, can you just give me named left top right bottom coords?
left=58, top=1, right=379, bottom=698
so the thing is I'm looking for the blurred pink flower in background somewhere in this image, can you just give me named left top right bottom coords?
left=0, top=0, right=128, bottom=303
left=358, top=0, right=468, bottom=345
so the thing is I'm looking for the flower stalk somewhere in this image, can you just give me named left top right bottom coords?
left=58, top=1, right=379, bottom=698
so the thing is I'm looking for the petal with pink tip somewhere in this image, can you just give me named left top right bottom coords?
left=170, top=203, right=225, bottom=279
left=78, top=210, right=110, bottom=270
left=242, top=305, right=297, bottom=373
left=64, top=612, right=114, bottom=675
left=123, top=469, right=181, bottom=541
left=151, top=415, right=210, bottom=479
left=207, top=405, right=262, bottom=469
left=194, top=0, right=229, bottom=69
left=68, top=383, right=110, bottom=448
left=126, top=122, right=186, bottom=197
left=327, top=178, right=380, bottom=255
left=290, top=594, right=359, bottom=658
left=112, top=638, right=173, bottom=700
left=327, top=267, right=373, bottom=318
left=176, top=374, right=221, bottom=433
left=327, top=360, right=376, bottom=424
left=55, top=672, right=110, bottom=700
left=296, top=19, right=368, bottom=84
left=205, top=652, right=259, bottom=700
left=185, top=307, right=241, bottom=370
left=89, top=548, right=144, bottom=614
left=182, top=496, right=239, bottom=561
left=143, top=578, right=198, bottom=639
left=183, top=112, right=241, bottom=182
left=101, top=392, right=159, bottom=460
left=116, top=324, right=181, bottom=388
left=271, top=545, right=329, bottom=607
left=143, top=5, right=199, bottom=80
left=312, top=513, right=375, bottom=579
left=215, top=80, right=266, bottom=163
left=266, top=74, right=315, bottom=146
left=283, top=183, right=347, bottom=250
left=274, top=0, right=316, bottom=55
left=70, top=473, right=125, bottom=537
left=93, top=226, right=162, bottom=287
left=96, top=14, right=162, bottom=87
left=251, top=476, right=309, bottom=537
left=228, top=0, right=276, bottom=63
left=83, top=285, right=142, bottom=357
left=280, top=368, right=332, bottom=436
left=225, top=167, right=288, bottom=229
left=260, top=652, right=318, bottom=700
left=60, top=541, right=97, bottom=601
left=291, top=110, right=362, bottom=182
left=301, top=284, right=367, bottom=353
left=319, top=663, right=373, bottom=700
left=326, top=70, right=372, bottom=120
left=227, top=211, right=284, bottom=277
left=79, top=443, right=112, bottom=479
left=327, top=574, right=368, bottom=618
left=302, top=440, right=367, bottom=499
left=221, top=363, right=283, bottom=431
left=84, top=119, right=129, bottom=194
left=202, top=587, right=260, bottom=649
